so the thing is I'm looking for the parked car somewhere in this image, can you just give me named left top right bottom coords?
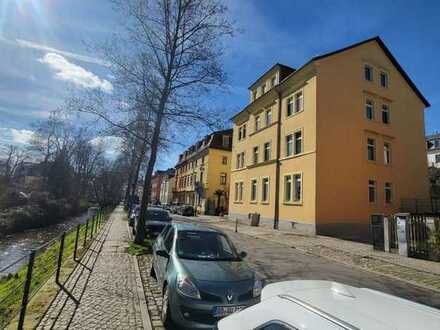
left=129, top=204, right=140, bottom=227
left=133, top=207, right=172, bottom=237
left=178, top=204, right=196, bottom=216
left=169, top=204, right=181, bottom=214
left=151, top=223, right=262, bottom=329
left=217, top=280, right=440, bottom=330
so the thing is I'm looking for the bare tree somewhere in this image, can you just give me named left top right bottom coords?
left=0, top=145, right=28, bottom=182
left=110, top=0, right=234, bottom=243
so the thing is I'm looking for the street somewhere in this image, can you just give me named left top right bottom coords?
left=173, top=214, right=440, bottom=309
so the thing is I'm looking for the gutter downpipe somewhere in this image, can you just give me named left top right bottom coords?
left=274, top=88, right=282, bottom=230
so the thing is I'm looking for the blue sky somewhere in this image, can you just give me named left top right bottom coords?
left=0, top=0, right=439, bottom=169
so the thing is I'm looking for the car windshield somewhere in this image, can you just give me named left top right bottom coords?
left=146, top=210, right=170, bottom=222
left=176, top=230, right=240, bottom=261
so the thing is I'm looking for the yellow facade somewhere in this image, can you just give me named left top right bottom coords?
left=174, top=130, right=232, bottom=215
left=229, top=37, right=430, bottom=241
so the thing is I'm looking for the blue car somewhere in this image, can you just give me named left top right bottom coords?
left=151, top=223, right=262, bottom=329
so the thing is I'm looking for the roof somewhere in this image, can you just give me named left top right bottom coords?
left=247, top=63, right=295, bottom=90
left=231, top=36, right=429, bottom=121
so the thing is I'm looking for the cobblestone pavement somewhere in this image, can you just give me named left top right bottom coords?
left=177, top=214, right=440, bottom=293
left=174, top=215, right=440, bottom=309
left=38, top=207, right=150, bottom=330
left=137, top=255, right=165, bottom=330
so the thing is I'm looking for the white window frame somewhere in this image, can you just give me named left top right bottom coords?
left=385, top=182, right=392, bottom=204
left=261, top=177, right=270, bottom=203
left=255, top=115, right=261, bottom=132
left=364, top=64, right=373, bottom=82
left=286, top=134, right=293, bottom=157
left=384, top=142, right=391, bottom=165
left=295, top=90, right=303, bottom=113
left=366, top=99, right=374, bottom=120
left=367, top=138, right=376, bottom=161
left=293, top=172, right=303, bottom=204
left=284, top=174, right=292, bottom=203
left=250, top=178, right=258, bottom=202
left=253, top=146, right=259, bottom=165
left=368, top=179, right=376, bottom=203
left=382, top=104, right=390, bottom=124
left=380, top=71, right=389, bottom=88
left=286, top=97, right=294, bottom=117
left=265, top=109, right=272, bottom=126
left=263, top=142, right=271, bottom=161
left=294, top=129, right=303, bottom=155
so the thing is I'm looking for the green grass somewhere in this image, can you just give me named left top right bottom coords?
left=127, top=240, right=154, bottom=256
left=0, top=211, right=111, bottom=328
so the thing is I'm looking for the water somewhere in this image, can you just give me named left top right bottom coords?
left=0, top=212, right=89, bottom=275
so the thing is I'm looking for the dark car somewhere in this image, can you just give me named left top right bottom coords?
left=179, top=204, right=196, bottom=216
left=133, top=207, right=172, bottom=237
left=151, top=223, right=262, bottom=329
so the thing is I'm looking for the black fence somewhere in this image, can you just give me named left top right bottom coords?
left=0, top=210, right=111, bottom=329
left=388, top=214, right=440, bottom=260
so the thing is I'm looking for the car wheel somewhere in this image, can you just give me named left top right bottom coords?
left=161, top=285, right=172, bottom=326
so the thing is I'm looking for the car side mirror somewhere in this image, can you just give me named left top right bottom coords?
left=156, top=250, right=169, bottom=258
left=239, top=251, right=247, bottom=259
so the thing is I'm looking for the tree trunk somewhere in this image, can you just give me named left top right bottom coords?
left=124, top=150, right=137, bottom=207
left=129, top=143, right=148, bottom=214
left=134, top=98, right=167, bottom=244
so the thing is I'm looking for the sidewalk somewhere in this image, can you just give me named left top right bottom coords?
left=194, top=214, right=440, bottom=292
left=38, top=207, right=151, bottom=330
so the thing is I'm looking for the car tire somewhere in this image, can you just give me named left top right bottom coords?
left=161, top=285, right=172, bottom=327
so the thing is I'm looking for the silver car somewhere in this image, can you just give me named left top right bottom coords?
left=151, top=223, right=262, bottom=329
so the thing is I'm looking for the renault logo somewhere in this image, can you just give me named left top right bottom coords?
left=226, top=290, right=234, bottom=303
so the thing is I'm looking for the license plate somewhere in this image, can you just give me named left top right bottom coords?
left=212, top=305, right=246, bottom=317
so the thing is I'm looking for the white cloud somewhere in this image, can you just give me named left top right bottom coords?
left=15, top=38, right=109, bottom=67
left=10, top=128, right=34, bottom=144
left=39, top=53, right=113, bottom=93
left=90, top=136, right=122, bottom=158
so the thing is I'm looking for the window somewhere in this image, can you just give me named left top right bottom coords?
left=271, top=76, right=276, bottom=87
left=255, top=115, right=261, bottom=131
left=234, top=182, right=244, bottom=202
left=366, top=100, right=374, bottom=120
left=384, top=142, right=391, bottom=165
left=294, top=130, right=302, bottom=155
left=164, top=228, right=174, bottom=252
left=367, top=138, right=376, bottom=161
left=236, top=153, right=240, bottom=169
left=382, top=104, right=390, bottom=124
left=368, top=180, right=376, bottom=203
left=222, top=135, right=231, bottom=147
left=436, top=154, right=440, bottom=163
left=238, top=124, right=247, bottom=141
left=220, top=173, right=227, bottom=185
left=286, top=97, right=293, bottom=116
left=262, top=177, right=269, bottom=202
left=261, top=84, right=266, bottom=95
left=364, top=65, right=373, bottom=81
left=264, top=142, right=271, bottom=161
left=253, top=146, right=259, bottom=164
left=293, top=174, right=302, bottom=202
left=252, top=90, right=257, bottom=101
left=385, top=182, right=392, bottom=204
left=295, top=91, right=303, bottom=113
left=236, top=152, right=245, bottom=169
left=380, top=72, right=388, bottom=88
left=222, top=156, right=228, bottom=165
left=265, top=109, right=272, bottom=126
left=284, top=175, right=292, bottom=202
left=251, top=179, right=257, bottom=202
left=286, top=134, right=293, bottom=157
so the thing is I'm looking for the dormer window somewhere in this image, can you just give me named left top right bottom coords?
left=261, top=84, right=266, bottom=95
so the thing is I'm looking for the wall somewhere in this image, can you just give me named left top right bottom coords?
left=315, top=40, right=430, bottom=241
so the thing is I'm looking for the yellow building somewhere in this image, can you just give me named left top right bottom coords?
left=174, top=129, right=232, bottom=215
left=229, top=37, right=430, bottom=242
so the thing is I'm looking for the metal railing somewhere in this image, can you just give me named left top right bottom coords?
left=0, top=210, right=111, bottom=329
